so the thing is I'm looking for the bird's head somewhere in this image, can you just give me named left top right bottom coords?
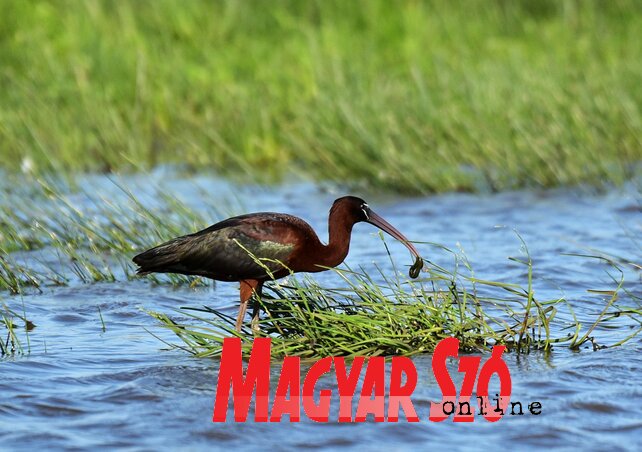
left=331, top=196, right=424, bottom=278
left=331, top=196, right=371, bottom=223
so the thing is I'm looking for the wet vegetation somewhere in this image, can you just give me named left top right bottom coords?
left=1, top=0, right=641, bottom=193
left=151, top=241, right=641, bottom=358
left=1, top=1, right=641, bottom=357
left=1, top=176, right=639, bottom=357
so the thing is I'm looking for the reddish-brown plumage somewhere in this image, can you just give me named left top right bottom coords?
left=133, top=196, right=423, bottom=332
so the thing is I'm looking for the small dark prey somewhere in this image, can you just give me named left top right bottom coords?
left=133, top=196, right=423, bottom=332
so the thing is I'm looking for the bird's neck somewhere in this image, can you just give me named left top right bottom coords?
left=317, top=210, right=354, bottom=269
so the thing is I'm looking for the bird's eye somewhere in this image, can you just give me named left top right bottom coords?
left=361, top=203, right=370, bottom=220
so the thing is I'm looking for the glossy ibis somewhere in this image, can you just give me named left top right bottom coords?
left=133, top=196, right=423, bottom=332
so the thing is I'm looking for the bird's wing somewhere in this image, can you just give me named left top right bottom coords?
left=133, top=214, right=301, bottom=280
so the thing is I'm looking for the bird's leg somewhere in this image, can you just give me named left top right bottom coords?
left=236, top=279, right=260, bottom=333
left=251, top=281, right=264, bottom=334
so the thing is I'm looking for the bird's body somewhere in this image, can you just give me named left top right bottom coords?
left=133, top=196, right=423, bottom=332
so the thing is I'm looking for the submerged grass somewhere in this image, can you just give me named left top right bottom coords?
left=0, top=176, right=218, bottom=355
left=0, top=295, right=32, bottom=356
left=0, top=176, right=640, bottom=357
left=151, top=244, right=642, bottom=359
left=0, top=176, right=216, bottom=294
left=1, top=0, right=641, bottom=193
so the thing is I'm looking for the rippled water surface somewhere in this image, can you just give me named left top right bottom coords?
left=1, top=174, right=641, bottom=451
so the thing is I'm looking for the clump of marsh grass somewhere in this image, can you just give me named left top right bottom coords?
left=0, top=176, right=220, bottom=292
left=0, top=176, right=216, bottom=355
left=150, top=243, right=641, bottom=359
left=0, top=254, right=43, bottom=294
left=0, top=174, right=229, bottom=354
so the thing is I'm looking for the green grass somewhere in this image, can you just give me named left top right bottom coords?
left=0, top=176, right=215, bottom=293
left=0, top=175, right=217, bottom=355
left=1, top=0, right=641, bottom=193
left=150, top=247, right=642, bottom=359
left=2, top=1, right=640, bottom=357
left=0, top=176, right=640, bottom=357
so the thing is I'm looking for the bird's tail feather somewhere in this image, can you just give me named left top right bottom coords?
left=132, top=237, right=189, bottom=275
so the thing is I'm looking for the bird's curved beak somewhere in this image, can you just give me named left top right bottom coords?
left=366, top=210, right=424, bottom=277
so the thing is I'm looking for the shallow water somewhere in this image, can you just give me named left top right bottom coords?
left=1, top=174, right=641, bottom=451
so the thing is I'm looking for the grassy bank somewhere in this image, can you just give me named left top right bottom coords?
left=1, top=0, right=641, bottom=193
